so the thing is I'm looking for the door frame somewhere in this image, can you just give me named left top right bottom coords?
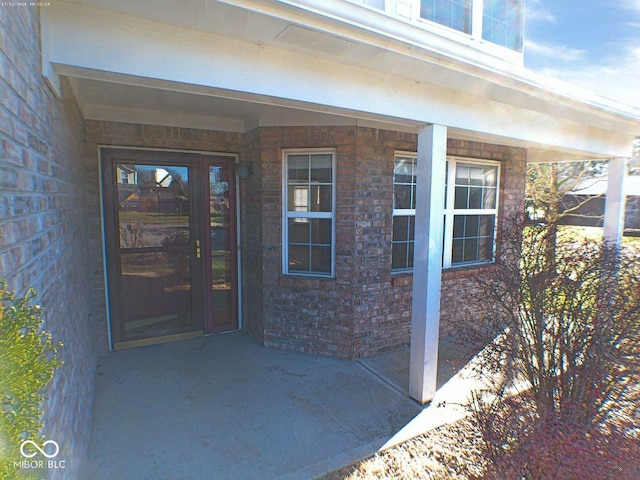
left=98, top=146, right=242, bottom=350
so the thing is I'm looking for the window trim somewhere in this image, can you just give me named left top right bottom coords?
left=391, top=152, right=501, bottom=272
left=391, top=152, right=418, bottom=272
left=282, top=148, right=337, bottom=277
left=347, top=0, right=524, bottom=56
left=481, top=0, right=524, bottom=52
left=418, top=0, right=473, bottom=35
left=444, top=156, right=501, bottom=268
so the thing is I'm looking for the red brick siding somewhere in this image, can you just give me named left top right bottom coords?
left=0, top=7, right=95, bottom=478
left=82, top=121, right=524, bottom=360
left=254, top=127, right=526, bottom=358
left=350, top=128, right=415, bottom=356
left=257, top=126, right=357, bottom=357
left=241, top=129, right=264, bottom=341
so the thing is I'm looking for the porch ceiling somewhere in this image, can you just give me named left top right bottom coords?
left=67, top=76, right=420, bottom=133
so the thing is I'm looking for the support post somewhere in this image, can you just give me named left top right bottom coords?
left=603, top=158, right=628, bottom=247
left=409, top=124, right=447, bottom=404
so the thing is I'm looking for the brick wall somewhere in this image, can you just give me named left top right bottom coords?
left=65, top=120, right=525, bottom=362
left=438, top=140, right=527, bottom=337
left=351, top=128, right=415, bottom=356
left=253, top=126, right=526, bottom=358
left=0, top=6, right=95, bottom=478
left=239, top=128, right=264, bottom=341
left=258, top=126, right=357, bottom=357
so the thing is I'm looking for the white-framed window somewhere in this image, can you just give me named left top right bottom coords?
left=482, top=0, right=524, bottom=51
left=348, top=0, right=524, bottom=53
left=444, top=157, right=500, bottom=266
left=391, top=153, right=500, bottom=271
left=420, top=0, right=472, bottom=34
left=392, top=154, right=417, bottom=271
left=283, top=149, right=336, bottom=276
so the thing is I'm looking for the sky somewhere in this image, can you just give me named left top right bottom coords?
left=524, top=0, right=640, bottom=109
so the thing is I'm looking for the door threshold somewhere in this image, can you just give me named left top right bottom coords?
left=204, top=328, right=241, bottom=336
left=113, top=330, right=205, bottom=350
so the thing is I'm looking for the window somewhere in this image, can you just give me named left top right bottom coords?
left=482, top=0, right=524, bottom=51
left=420, top=0, right=472, bottom=34
left=391, top=154, right=500, bottom=271
left=283, top=150, right=335, bottom=276
left=392, top=155, right=417, bottom=271
left=361, top=0, right=385, bottom=9
left=446, top=159, right=499, bottom=265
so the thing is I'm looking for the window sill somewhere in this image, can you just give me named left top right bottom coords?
left=278, top=274, right=335, bottom=289
left=442, top=261, right=497, bottom=278
left=390, top=261, right=498, bottom=285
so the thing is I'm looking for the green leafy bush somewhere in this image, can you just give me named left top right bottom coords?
left=0, top=282, right=62, bottom=479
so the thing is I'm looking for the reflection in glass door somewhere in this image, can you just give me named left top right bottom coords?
left=109, top=159, right=199, bottom=346
left=102, top=150, right=238, bottom=349
left=205, top=160, right=237, bottom=333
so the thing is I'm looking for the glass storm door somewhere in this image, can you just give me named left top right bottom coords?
left=205, top=159, right=237, bottom=333
left=101, top=149, right=238, bottom=349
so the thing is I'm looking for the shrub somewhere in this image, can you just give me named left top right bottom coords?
left=161, top=231, right=190, bottom=280
left=457, top=215, right=640, bottom=479
left=0, top=282, right=62, bottom=479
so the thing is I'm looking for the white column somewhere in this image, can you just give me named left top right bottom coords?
left=409, top=124, right=447, bottom=404
left=603, top=158, right=628, bottom=246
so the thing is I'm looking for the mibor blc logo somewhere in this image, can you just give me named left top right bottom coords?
left=15, top=440, right=66, bottom=470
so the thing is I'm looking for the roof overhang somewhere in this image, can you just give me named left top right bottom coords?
left=42, top=0, right=640, bottom=159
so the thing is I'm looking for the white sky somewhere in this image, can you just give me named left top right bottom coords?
left=524, top=0, right=640, bottom=109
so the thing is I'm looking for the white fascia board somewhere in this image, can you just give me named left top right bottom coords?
left=221, top=0, right=524, bottom=66
left=218, top=0, right=640, bottom=126
left=45, top=2, right=634, bottom=157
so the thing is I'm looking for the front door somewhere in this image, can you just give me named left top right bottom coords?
left=101, top=149, right=238, bottom=349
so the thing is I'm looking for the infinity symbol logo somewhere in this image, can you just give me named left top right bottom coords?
left=20, top=440, right=60, bottom=459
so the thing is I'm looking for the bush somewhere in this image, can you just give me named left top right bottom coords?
left=0, top=282, right=62, bottom=479
left=161, top=231, right=190, bottom=280
left=457, top=215, right=640, bottom=479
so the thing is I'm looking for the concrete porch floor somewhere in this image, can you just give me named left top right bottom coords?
left=81, top=332, right=483, bottom=479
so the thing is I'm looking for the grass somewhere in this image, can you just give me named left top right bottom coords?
left=558, top=225, right=640, bottom=248
left=119, top=210, right=189, bottom=225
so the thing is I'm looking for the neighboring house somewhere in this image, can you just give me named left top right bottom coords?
left=1, top=1, right=638, bottom=476
left=561, top=175, right=640, bottom=231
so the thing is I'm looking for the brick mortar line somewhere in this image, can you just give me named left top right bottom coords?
left=0, top=213, right=84, bottom=249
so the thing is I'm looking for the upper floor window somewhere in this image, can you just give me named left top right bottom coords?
left=420, top=0, right=472, bottom=34
left=360, top=0, right=385, bottom=8
left=348, top=0, right=524, bottom=54
left=482, top=0, right=524, bottom=51
left=391, top=153, right=500, bottom=271
left=283, top=150, right=336, bottom=276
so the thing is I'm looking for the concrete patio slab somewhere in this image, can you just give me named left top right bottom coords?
left=357, top=335, right=481, bottom=396
left=81, top=332, right=422, bottom=480
left=359, top=336, right=491, bottom=451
